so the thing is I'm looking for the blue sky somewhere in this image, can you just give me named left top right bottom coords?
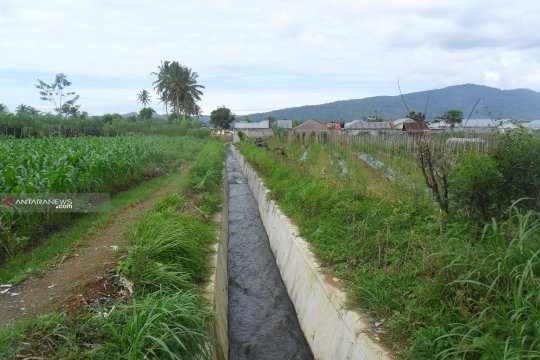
left=1, top=0, right=540, bottom=115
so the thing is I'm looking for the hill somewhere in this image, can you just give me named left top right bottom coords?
left=244, top=84, right=540, bottom=122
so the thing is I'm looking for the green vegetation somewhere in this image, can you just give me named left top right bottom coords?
left=36, top=73, right=81, bottom=118
left=0, top=136, right=198, bottom=262
left=450, top=129, right=540, bottom=224
left=136, top=89, right=151, bottom=108
left=0, top=162, right=191, bottom=285
left=237, top=134, right=540, bottom=359
left=0, top=141, right=225, bottom=359
left=0, top=112, right=210, bottom=138
left=450, top=153, right=505, bottom=222
left=152, top=61, right=204, bottom=118
left=210, top=106, right=235, bottom=130
left=437, top=109, right=463, bottom=128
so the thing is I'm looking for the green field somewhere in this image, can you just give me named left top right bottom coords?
left=0, top=136, right=199, bottom=261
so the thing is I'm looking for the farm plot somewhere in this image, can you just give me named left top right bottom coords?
left=0, top=136, right=192, bottom=261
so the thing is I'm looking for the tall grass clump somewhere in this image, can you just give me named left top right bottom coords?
left=0, top=292, right=212, bottom=360
left=100, top=290, right=211, bottom=360
left=119, top=211, right=214, bottom=295
left=438, top=207, right=540, bottom=359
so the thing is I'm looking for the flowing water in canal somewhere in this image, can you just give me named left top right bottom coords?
left=227, top=149, right=313, bottom=360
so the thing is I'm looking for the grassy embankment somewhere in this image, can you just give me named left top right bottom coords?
left=237, top=141, right=539, bottom=359
left=0, top=141, right=225, bottom=359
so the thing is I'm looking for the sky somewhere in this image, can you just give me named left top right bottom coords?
left=1, top=0, right=540, bottom=116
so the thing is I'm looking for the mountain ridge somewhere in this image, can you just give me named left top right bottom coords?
left=242, top=84, right=540, bottom=122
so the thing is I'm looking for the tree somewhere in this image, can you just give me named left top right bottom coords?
left=210, top=106, right=234, bottom=130
left=415, top=132, right=452, bottom=214
left=152, top=61, right=205, bottom=118
left=407, top=111, right=425, bottom=122
left=137, top=90, right=151, bottom=108
left=0, top=103, right=9, bottom=114
left=15, top=104, right=40, bottom=115
left=441, top=109, right=463, bottom=128
left=139, top=107, right=156, bottom=120
left=367, top=110, right=382, bottom=122
left=36, top=73, right=80, bottom=118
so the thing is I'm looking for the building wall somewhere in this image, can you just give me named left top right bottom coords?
left=233, top=129, right=275, bottom=143
left=234, top=120, right=270, bottom=129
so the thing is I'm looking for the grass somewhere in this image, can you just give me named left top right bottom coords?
left=237, top=141, right=540, bottom=359
left=119, top=211, right=215, bottom=295
left=0, top=291, right=211, bottom=359
left=0, top=140, right=225, bottom=359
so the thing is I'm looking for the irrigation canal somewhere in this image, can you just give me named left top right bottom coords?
left=226, top=148, right=313, bottom=359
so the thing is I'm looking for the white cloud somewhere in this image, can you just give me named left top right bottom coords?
left=1, top=0, right=540, bottom=114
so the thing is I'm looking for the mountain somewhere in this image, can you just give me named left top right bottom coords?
left=243, top=84, right=540, bottom=122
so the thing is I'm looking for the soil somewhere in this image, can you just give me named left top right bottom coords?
left=0, top=172, right=183, bottom=326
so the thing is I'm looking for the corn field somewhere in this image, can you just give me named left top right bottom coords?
left=0, top=136, right=186, bottom=260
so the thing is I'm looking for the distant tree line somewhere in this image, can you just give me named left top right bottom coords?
left=0, top=60, right=212, bottom=137
left=0, top=111, right=209, bottom=138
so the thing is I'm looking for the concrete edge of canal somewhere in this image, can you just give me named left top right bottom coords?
left=230, top=145, right=393, bottom=360
left=206, top=166, right=230, bottom=360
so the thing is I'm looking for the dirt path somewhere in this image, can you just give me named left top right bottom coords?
left=0, top=172, right=184, bottom=326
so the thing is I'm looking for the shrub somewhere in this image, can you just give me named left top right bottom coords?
left=237, top=130, right=247, bottom=142
left=450, top=153, right=505, bottom=223
left=491, top=129, right=540, bottom=210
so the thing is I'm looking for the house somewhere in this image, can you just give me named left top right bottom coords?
left=403, top=122, right=429, bottom=133
left=461, top=118, right=500, bottom=128
left=524, top=120, right=540, bottom=130
left=390, top=118, right=415, bottom=130
left=344, top=120, right=391, bottom=130
left=276, top=120, right=293, bottom=129
left=429, top=121, right=450, bottom=130
left=325, top=122, right=346, bottom=130
left=430, top=118, right=520, bottom=132
left=234, top=120, right=270, bottom=129
left=293, top=119, right=328, bottom=131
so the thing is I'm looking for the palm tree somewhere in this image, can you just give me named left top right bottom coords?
left=137, top=90, right=151, bottom=108
left=15, top=104, right=39, bottom=115
left=152, top=61, right=205, bottom=118
left=0, top=103, right=9, bottom=114
left=152, top=61, right=172, bottom=117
